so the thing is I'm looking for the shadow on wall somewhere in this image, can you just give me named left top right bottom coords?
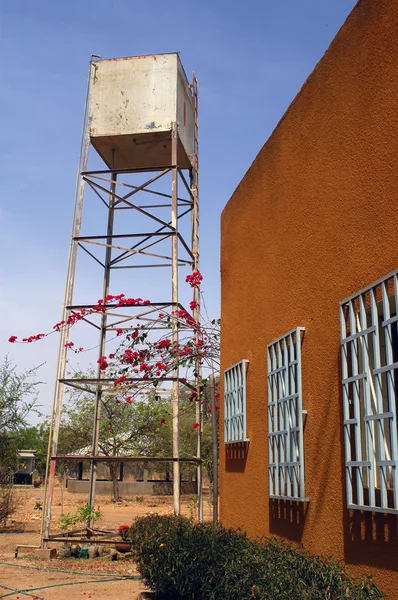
left=225, top=442, right=249, bottom=472
left=269, top=500, right=309, bottom=543
left=337, top=353, right=398, bottom=571
left=343, top=509, right=398, bottom=571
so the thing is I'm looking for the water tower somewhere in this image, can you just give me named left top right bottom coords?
left=42, top=53, right=201, bottom=545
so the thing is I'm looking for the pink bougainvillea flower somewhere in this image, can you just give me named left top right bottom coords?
left=189, top=300, right=198, bottom=310
left=185, top=270, right=203, bottom=288
left=114, top=375, right=126, bottom=386
left=64, top=341, right=74, bottom=348
left=160, top=418, right=166, bottom=424
left=125, top=396, right=133, bottom=404
left=192, top=423, right=200, bottom=429
left=8, top=336, right=17, bottom=343
left=22, top=334, right=45, bottom=343
left=97, top=356, right=108, bottom=371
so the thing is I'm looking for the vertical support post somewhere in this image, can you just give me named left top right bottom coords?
left=171, top=122, right=180, bottom=515
left=210, top=373, right=218, bottom=523
left=87, top=165, right=117, bottom=519
left=41, top=100, right=92, bottom=546
left=191, top=74, right=203, bottom=521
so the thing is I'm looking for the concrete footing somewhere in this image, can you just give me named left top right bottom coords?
left=33, top=547, right=57, bottom=559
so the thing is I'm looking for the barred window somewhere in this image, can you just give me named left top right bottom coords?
left=267, top=328, right=307, bottom=501
left=340, top=271, right=398, bottom=514
left=224, top=360, right=249, bottom=443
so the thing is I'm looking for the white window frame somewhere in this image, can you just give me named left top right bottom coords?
left=224, top=360, right=249, bottom=443
left=340, top=270, right=398, bottom=514
left=267, top=327, right=308, bottom=501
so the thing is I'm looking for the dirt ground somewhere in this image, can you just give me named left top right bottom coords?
left=0, top=484, right=212, bottom=599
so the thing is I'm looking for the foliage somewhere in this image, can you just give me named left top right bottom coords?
left=57, top=375, right=215, bottom=487
left=0, top=480, right=15, bottom=529
left=0, top=358, right=44, bottom=484
left=0, top=356, right=42, bottom=433
left=58, top=503, right=102, bottom=531
left=58, top=378, right=170, bottom=457
left=0, top=424, right=49, bottom=483
left=129, top=514, right=384, bottom=600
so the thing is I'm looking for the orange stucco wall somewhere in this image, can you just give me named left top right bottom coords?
left=220, top=0, right=398, bottom=597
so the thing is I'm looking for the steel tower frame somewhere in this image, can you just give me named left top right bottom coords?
left=41, top=58, right=202, bottom=546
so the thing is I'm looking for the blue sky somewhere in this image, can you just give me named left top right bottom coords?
left=0, top=0, right=357, bottom=416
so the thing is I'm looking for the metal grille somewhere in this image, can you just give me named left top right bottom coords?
left=224, top=360, right=249, bottom=443
left=340, top=270, right=398, bottom=514
left=267, top=328, right=307, bottom=501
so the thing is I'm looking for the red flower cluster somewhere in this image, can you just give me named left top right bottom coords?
left=160, top=418, right=166, bottom=424
left=125, top=396, right=133, bottom=404
left=114, top=375, right=127, bottom=386
left=22, top=334, right=45, bottom=343
left=156, top=339, right=171, bottom=349
left=105, top=294, right=126, bottom=303
left=172, top=309, right=197, bottom=328
left=122, top=349, right=139, bottom=364
left=97, top=356, right=108, bottom=371
left=64, top=341, right=74, bottom=348
left=186, top=270, right=203, bottom=288
left=192, top=423, right=200, bottom=429
left=155, top=361, right=168, bottom=371
left=8, top=336, right=17, bottom=343
left=189, top=300, right=198, bottom=310
left=116, top=296, right=150, bottom=307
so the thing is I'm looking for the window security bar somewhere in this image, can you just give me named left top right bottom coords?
left=224, top=360, right=249, bottom=443
left=340, top=269, right=398, bottom=514
left=267, top=327, right=308, bottom=502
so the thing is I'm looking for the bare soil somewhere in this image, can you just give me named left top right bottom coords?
left=0, top=485, right=212, bottom=599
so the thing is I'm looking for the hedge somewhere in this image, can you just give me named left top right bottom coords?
left=129, top=514, right=383, bottom=600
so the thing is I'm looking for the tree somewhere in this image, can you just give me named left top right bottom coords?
left=58, top=376, right=171, bottom=500
left=57, top=371, right=216, bottom=500
left=0, top=356, right=41, bottom=433
left=0, top=356, right=42, bottom=482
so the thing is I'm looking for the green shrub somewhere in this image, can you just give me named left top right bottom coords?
left=129, top=514, right=383, bottom=600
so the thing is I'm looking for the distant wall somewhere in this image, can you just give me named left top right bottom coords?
left=220, top=0, right=398, bottom=596
left=66, top=480, right=197, bottom=495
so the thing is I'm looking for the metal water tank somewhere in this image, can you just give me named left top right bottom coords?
left=88, top=53, right=195, bottom=170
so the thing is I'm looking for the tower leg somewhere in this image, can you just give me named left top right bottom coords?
left=171, top=122, right=180, bottom=515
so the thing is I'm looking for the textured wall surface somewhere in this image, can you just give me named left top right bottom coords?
left=220, top=0, right=398, bottom=596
